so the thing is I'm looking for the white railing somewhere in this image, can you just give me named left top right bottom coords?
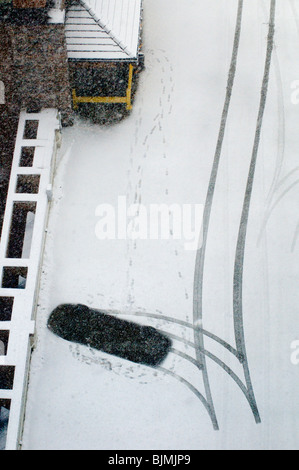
left=0, top=109, right=61, bottom=450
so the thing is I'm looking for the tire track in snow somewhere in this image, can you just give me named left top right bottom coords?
left=157, top=331, right=258, bottom=410
left=91, top=307, right=256, bottom=410
left=192, top=0, right=244, bottom=431
left=257, top=0, right=299, bottom=253
left=112, top=309, right=239, bottom=358
left=233, top=0, right=276, bottom=424
left=156, top=366, right=216, bottom=424
left=257, top=0, right=286, bottom=246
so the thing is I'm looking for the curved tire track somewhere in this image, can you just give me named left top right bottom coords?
left=106, top=309, right=240, bottom=358
left=192, top=0, right=244, bottom=430
left=233, top=0, right=276, bottom=425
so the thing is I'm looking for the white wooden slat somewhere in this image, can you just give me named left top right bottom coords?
left=66, top=31, right=110, bottom=43
left=67, top=50, right=129, bottom=59
left=66, top=30, right=110, bottom=39
left=67, top=18, right=97, bottom=25
left=65, top=24, right=103, bottom=32
left=67, top=43, right=120, bottom=52
left=66, top=37, right=116, bottom=45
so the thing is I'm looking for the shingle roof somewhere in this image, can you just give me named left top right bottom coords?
left=65, top=0, right=142, bottom=60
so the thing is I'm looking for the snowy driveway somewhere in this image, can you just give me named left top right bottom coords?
left=22, top=0, right=299, bottom=449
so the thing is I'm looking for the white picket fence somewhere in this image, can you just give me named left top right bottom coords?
left=0, top=109, right=61, bottom=450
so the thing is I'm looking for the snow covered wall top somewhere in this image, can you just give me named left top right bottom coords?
left=65, top=0, right=142, bottom=60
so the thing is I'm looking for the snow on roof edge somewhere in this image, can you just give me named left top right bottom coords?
left=78, top=0, right=135, bottom=58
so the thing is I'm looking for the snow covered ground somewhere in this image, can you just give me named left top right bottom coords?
left=21, top=0, right=299, bottom=450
